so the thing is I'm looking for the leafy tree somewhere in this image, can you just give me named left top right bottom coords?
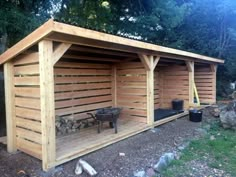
left=0, top=0, right=53, bottom=53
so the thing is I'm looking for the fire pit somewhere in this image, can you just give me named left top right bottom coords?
left=87, top=107, right=122, bottom=134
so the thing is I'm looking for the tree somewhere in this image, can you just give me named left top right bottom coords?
left=0, top=0, right=53, bottom=53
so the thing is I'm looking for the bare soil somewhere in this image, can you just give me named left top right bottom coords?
left=0, top=116, right=202, bottom=177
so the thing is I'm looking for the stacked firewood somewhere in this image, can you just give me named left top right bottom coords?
left=55, top=116, right=96, bottom=136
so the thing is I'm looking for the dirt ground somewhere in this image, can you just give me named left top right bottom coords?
left=0, top=115, right=203, bottom=177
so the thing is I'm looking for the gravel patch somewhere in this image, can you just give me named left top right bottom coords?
left=0, top=116, right=202, bottom=177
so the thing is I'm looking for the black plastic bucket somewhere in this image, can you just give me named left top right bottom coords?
left=189, top=110, right=202, bottom=122
left=172, top=99, right=184, bottom=111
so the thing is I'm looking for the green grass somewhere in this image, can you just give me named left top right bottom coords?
left=162, top=121, right=236, bottom=177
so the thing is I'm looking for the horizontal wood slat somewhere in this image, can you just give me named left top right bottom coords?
left=116, top=62, right=147, bottom=123
left=17, top=137, right=42, bottom=160
left=54, top=61, right=113, bottom=120
left=195, top=66, right=215, bottom=104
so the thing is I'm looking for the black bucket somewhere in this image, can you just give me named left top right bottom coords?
left=172, top=99, right=184, bottom=111
left=189, top=110, right=202, bottom=122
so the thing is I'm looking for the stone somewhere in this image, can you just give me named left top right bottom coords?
left=119, top=152, right=125, bottom=156
left=173, top=151, right=182, bottom=160
left=209, top=105, right=221, bottom=117
left=210, top=135, right=216, bottom=140
left=154, top=153, right=175, bottom=172
left=145, top=168, right=156, bottom=177
left=220, top=101, right=236, bottom=130
left=133, top=170, right=146, bottom=177
left=194, top=128, right=208, bottom=137
left=177, top=142, right=190, bottom=151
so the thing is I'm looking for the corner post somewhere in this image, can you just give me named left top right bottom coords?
left=210, top=64, right=217, bottom=103
left=4, top=61, right=17, bottom=153
left=39, top=40, right=56, bottom=171
left=186, top=61, right=194, bottom=107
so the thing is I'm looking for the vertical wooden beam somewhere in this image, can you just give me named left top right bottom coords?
left=111, top=64, right=117, bottom=107
left=146, top=56, right=154, bottom=126
left=186, top=61, right=194, bottom=107
left=4, top=62, right=17, bottom=153
left=211, top=64, right=217, bottom=103
left=39, top=40, right=56, bottom=171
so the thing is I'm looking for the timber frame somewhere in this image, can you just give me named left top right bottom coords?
left=0, top=20, right=224, bottom=171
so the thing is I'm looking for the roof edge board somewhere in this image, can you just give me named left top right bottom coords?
left=0, top=19, right=224, bottom=64
left=52, top=21, right=224, bottom=64
left=0, top=19, right=54, bottom=65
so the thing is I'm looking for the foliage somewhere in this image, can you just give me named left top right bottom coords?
left=0, top=0, right=53, bottom=50
left=162, top=122, right=236, bottom=176
left=1, top=0, right=236, bottom=97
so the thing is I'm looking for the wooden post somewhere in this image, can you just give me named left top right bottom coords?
left=139, top=54, right=160, bottom=126
left=39, top=40, right=56, bottom=170
left=186, top=61, right=194, bottom=107
left=210, top=64, right=217, bottom=103
left=111, top=65, right=117, bottom=107
left=4, top=61, right=17, bottom=153
left=147, top=56, right=154, bottom=126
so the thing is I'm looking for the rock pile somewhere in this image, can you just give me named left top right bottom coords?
left=220, top=101, right=236, bottom=130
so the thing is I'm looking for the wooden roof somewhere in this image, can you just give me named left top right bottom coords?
left=0, top=19, right=224, bottom=64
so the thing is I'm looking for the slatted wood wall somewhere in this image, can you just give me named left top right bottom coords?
left=116, top=62, right=147, bottom=123
left=195, top=65, right=216, bottom=104
left=154, top=68, right=162, bottom=109
left=159, top=65, right=189, bottom=109
left=13, top=52, right=42, bottom=160
left=54, top=61, right=113, bottom=121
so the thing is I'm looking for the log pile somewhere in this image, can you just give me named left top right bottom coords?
left=55, top=116, right=96, bottom=136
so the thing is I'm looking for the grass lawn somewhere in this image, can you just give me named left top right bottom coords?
left=162, top=121, right=236, bottom=177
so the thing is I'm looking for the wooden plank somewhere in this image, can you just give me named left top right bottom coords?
left=39, top=40, right=56, bottom=171
left=4, top=62, right=17, bottom=153
left=55, top=89, right=111, bottom=100
left=17, top=137, right=42, bottom=160
left=54, top=68, right=111, bottom=76
left=15, top=107, right=41, bottom=121
left=14, top=76, right=40, bottom=86
left=15, top=97, right=40, bottom=110
left=16, top=127, right=41, bottom=144
left=53, top=43, right=72, bottom=65
left=55, top=95, right=112, bottom=109
left=15, top=87, right=40, bottom=98
left=54, top=76, right=111, bottom=84
left=16, top=117, right=41, bottom=133
left=0, top=136, right=7, bottom=145
left=55, top=62, right=111, bottom=69
left=117, top=76, right=146, bottom=82
left=14, top=64, right=39, bottom=75
left=56, top=101, right=112, bottom=116
left=62, top=54, right=122, bottom=62
left=13, top=52, right=39, bottom=66
left=117, top=68, right=146, bottom=75
left=54, top=82, right=111, bottom=92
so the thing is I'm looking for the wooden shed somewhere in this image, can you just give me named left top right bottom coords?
left=0, top=20, right=224, bottom=171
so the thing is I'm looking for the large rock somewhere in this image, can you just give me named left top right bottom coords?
left=220, top=101, right=236, bottom=130
left=208, top=105, right=221, bottom=117
left=154, top=153, right=174, bottom=172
